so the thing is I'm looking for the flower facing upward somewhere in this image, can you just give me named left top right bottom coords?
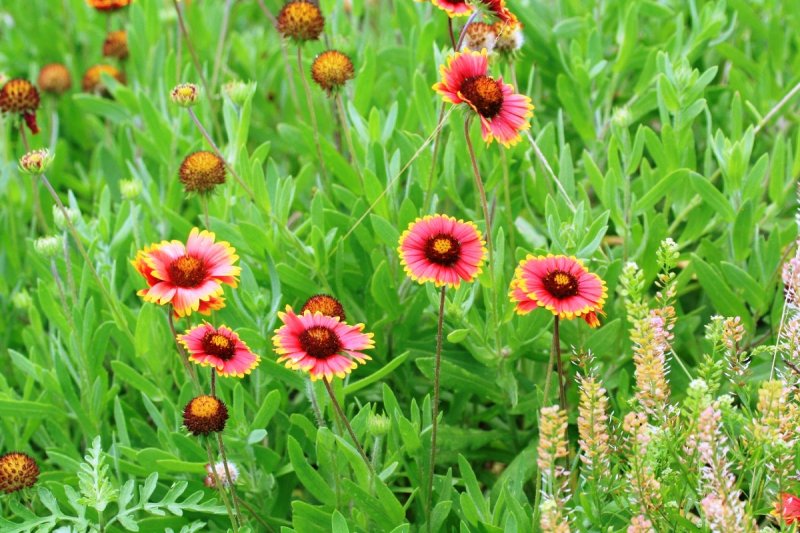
left=170, top=83, right=199, bottom=107
left=276, top=1, right=325, bottom=42
left=178, top=323, right=260, bottom=377
left=0, top=79, right=40, bottom=134
left=398, top=214, right=486, bottom=288
left=433, top=49, right=533, bottom=147
left=510, top=255, right=607, bottom=326
left=463, top=22, right=497, bottom=53
left=87, top=0, right=132, bottom=11
left=179, top=151, right=227, bottom=193
left=301, top=294, right=346, bottom=321
left=311, top=50, right=354, bottom=94
left=132, top=228, right=240, bottom=318
left=19, top=149, right=54, bottom=175
left=774, top=493, right=800, bottom=524
left=38, top=64, right=72, bottom=95
left=273, top=306, right=374, bottom=382
left=0, top=452, right=40, bottom=494
left=82, top=65, right=125, bottom=96
left=183, top=395, right=228, bottom=436
left=103, top=30, right=129, bottom=60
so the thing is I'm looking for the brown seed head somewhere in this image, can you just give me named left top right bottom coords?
left=38, top=64, right=72, bottom=95
left=179, top=151, right=227, bottom=193
left=103, top=30, right=129, bottom=60
left=0, top=79, right=40, bottom=114
left=82, top=65, right=125, bottom=96
left=311, top=50, right=354, bottom=94
left=183, top=395, right=229, bottom=436
left=0, top=452, right=40, bottom=494
left=277, top=1, right=325, bottom=42
left=301, top=294, right=346, bottom=321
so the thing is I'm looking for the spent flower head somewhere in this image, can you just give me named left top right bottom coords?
left=0, top=452, right=40, bottom=494
left=311, top=50, right=354, bottom=94
left=276, top=1, right=325, bottom=42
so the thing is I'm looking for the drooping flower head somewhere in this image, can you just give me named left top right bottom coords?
left=0, top=452, right=40, bottom=494
left=475, top=0, right=518, bottom=25
left=178, top=323, right=260, bottom=377
left=301, top=294, right=346, bottom=321
left=433, top=49, right=533, bottom=147
left=131, top=228, right=240, bottom=318
left=510, top=254, right=606, bottom=326
left=103, top=30, right=129, bottom=60
left=273, top=306, right=374, bottom=382
left=0, top=79, right=40, bottom=134
left=82, top=65, right=125, bottom=96
left=774, top=493, right=800, bottom=524
left=311, top=50, right=354, bottom=94
left=38, top=64, right=72, bottom=95
left=398, top=214, right=486, bottom=288
left=463, top=22, right=497, bottom=53
left=183, top=395, right=228, bottom=436
left=276, top=1, right=325, bottom=42
left=428, top=0, right=473, bottom=17
left=86, top=0, right=132, bottom=11
left=179, top=151, right=227, bottom=194
left=493, top=21, right=524, bottom=55
left=204, top=461, right=239, bottom=488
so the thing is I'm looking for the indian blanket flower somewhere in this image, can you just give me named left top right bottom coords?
left=183, top=395, right=229, bottom=436
left=276, top=0, right=325, bottom=42
left=38, top=64, right=72, bottom=95
left=178, top=323, right=260, bottom=377
left=171, top=83, right=199, bottom=107
left=301, top=294, right=346, bottom=321
left=475, top=0, right=518, bottom=25
left=102, top=30, right=129, bottom=60
left=19, top=148, right=54, bottom=175
left=0, top=452, right=40, bottom=494
left=774, top=493, right=800, bottom=525
left=510, top=254, right=607, bottom=326
left=82, top=64, right=125, bottom=96
left=427, top=0, right=473, bottom=17
left=132, top=228, right=240, bottom=318
left=272, top=305, right=374, bottom=382
left=311, top=50, right=354, bottom=94
left=0, top=78, right=40, bottom=134
left=86, top=0, right=132, bottom=11
left=179, top=151, right=227, bottom=193
left=433, top=49, right=533, bottom=146
left=398, top=214, right=486, bottom=288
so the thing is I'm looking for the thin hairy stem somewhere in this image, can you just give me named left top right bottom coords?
left=216, top=432, right=244, bottom=526
left=335, top=92, right=363, bottom=191
left=172, top=0, right=211, bottom=99
left=423, top=103, right=447, bottom=212
left=553, top=317, right=567, bottom=410
left=204, top=440, right=238, bottom=532
left=323, top=379, right=373, bottom=473
left=425, top=285, right=447, bottom=528
left=201, top=194, right=211, bottom=229
left=211, top=0, right=234, bottom=91
left=296, top=46, right=329, bottom=182
left=19, top=123, right=49, bottom=234
left=167, top=309, right=201, bottom=391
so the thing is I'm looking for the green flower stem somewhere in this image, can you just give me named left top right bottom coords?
left=204, top=439, right=239, bottom=532
left=19, top=122, right=49, bottom=234
left=296, top=45, right=329, bottom=183
left=334, top=92, right=364, bottom=192
left=425, top=285, right=447, bottom=529
left=216, top=432, right=243, bottom=527
left=167, top=309, right=201, bottom=392
left=323, top=378, right=373, bottom=473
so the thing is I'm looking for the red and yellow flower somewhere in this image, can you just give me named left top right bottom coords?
left=178, top=323, right=260, bottom=377
left=0, top=79, right=40, bottom=134
left=273, top=306, right=374, bottom=382
left=132, top=228, right=240, bottom=318
left=398, top=214, right=486, bottom=288
left=433, top=49, right=533, bottom=147
left=509, top=254, right=606, bottom=327
left=774, top=493, right=800, bottom=524
left=87, top=0, right=132, bottom=11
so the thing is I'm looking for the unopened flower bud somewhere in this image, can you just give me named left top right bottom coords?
left=120, top=178, right=142, bottom=199
left=19, top=149, right=53, bottom=175
left=368, top=413, right=391, bottom=437
left=34, top=235, right=63, bottom=258
left=170, top=83, right=199, bottom=107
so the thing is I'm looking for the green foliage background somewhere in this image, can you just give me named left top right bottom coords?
left=1, top=0, right=799, bottom=530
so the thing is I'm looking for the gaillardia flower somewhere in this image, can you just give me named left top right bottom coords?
left=87, top=0, right=132, bottom=11
left=273, top=306, right=374, bottom=381
left=132, top=228, right=240, bottom=318
left=179, top=151, right=227, bottom=193
left=774, top=493, right=800, bottom=524
left=493, top=21, right=524, bottom=55
left=0, top=79, right=40, bottom=134
left=301, top=294, right=346, bottom=321
left=428, top=0, right=473, bottom=17
left=433, top=49, right=533, bottom=147
left=183, top=395, right=228, bottom=436
left=82, top=65, right=125, bottom=96
left=398, top=214, right=486, bottom=287
left=276, top=1, right=325, bottom=42
left=178, top=323, right=260, bottom=377
left=311, top=50, right=354, bottom=94
left=0, top=452, right=40, bottom=494
left=19, top=149, right=54, bottom=175
left=509, top=254, right=606, bottom=326
left=475, top=0, right=518, bottom=25
left=103, top=30, right=129, bottom=60
left=38, top=64, right=72, bottom=95
left=170, top=83, right=199, bottom=107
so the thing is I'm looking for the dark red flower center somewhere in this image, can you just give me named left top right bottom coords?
left=201, top=332, right=236, bottom=361
left=460, top=75, right=504, bottom=118
left=299, top=326, right=342, bottom=359
left=424, top=234, right=461, bottom=266
left=543, top=270, right=579, bottom=299
left=169, top=255, right=207, bottom=287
